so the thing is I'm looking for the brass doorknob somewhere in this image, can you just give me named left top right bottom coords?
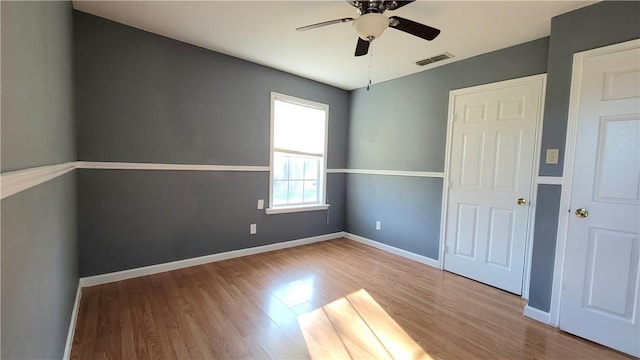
left=516, top=198, right=527, bottom=206
left=575, top=208, right=589, bottom=218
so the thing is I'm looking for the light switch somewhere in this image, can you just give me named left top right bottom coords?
left=257, top=199, right=264, bottom=210
left=546, top=149, right=559, bottom=164
left=250, top=224, right=257, bottom=234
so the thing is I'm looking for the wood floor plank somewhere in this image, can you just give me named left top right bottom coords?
left=195, top=294, right=248, bottom=358
left=118, top=309, right=137, bottom=360
left=254, top=321, right=310, bottom=360
left=145, top=273, right=195, bottom=360
left=345, top=289, right=428, bottom=359
left=256, top=290, right=311, bottom=357
left=71, top=238, right=634, bottom=360
left=298, top=308, right=352, bottom=359
left=124, top=278, right=164, bottom=360
left=323, top=297, right=393, bottom=359
left=93, top=283, right=122, bottom=359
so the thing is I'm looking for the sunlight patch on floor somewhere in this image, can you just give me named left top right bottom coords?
left=297, top=288, right=432, bottom=360
left=272, top=276, right=315, bottom=308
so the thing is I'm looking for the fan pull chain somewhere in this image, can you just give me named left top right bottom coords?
left=367, top=40, right=373, bottom=91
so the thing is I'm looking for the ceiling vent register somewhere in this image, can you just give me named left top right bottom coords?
left=416, top=52, right=454, bottom=66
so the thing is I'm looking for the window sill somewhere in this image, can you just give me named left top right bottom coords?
left=265, top=204, right=330, bottom=215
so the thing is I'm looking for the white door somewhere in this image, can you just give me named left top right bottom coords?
left=559, top=43, right=640, bottom=357
left=444, top=77, right=544, bottom=294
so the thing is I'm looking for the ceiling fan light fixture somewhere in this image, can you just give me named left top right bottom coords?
left=352, top=13, right=389, bottom=41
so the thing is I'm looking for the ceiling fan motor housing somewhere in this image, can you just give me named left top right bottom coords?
left=351, top=0, right=399, bottom=15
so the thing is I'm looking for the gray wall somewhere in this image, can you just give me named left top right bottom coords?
left=73, top=11, right=349, bottom=276
left=74, top=11, right=349, bottom=168
left=347, top=38, right=549, bottom=260
left=528, top=185, right=562, bottom=312
left=1, top=174, right=78, bottom=359
left=1, top=1, right=76, bottom=172
left=527, top=0, right=640, bottom=312
left=1, top=1, right=78, bottom=359
left=78, top=170, right=345, bottom=276
left=347, top=176, right=443, bottom=258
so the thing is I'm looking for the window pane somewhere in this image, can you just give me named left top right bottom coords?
left=303, top=180, right=318, bottom=203
left=288, top=181, right=304, bottom=204
left=273, top=181, right=288, bottom=205
left=273, top=153, right=289, bottom=181
left=271, top=94, right=328, bottom=208
left=274, top=99, right=325, bottom=154
left=289, top=156, right=305, bottom=180
left=304, top=158, right=319, bottom=180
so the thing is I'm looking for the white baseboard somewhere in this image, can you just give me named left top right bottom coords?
left=344, top=232, right=440, bottom=269
left=63, top=283, right=82, bottom=360
left=523, top=304, right=551, bottom=324
left=79, top=232, right=345, bottom=287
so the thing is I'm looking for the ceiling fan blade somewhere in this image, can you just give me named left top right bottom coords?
left=389, top=16, right=440, bottom=41
left=355, top=37, right=370, bottom=57
left=383, top=1, right=415, bottom=11
left=296, top=17, right=354, bottom=31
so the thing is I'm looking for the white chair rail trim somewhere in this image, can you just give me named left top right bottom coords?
left=1, top=162, right=75, bottom=200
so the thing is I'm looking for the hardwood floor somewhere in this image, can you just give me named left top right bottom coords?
left=71, top=238, right=631, bottom=359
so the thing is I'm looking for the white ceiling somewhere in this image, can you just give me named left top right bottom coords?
left=73, top=1, right=596, bottom=90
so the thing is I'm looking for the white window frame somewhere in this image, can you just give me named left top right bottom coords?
left=266, top=92, right=330, bottom=215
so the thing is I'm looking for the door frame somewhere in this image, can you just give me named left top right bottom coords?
left=440, top=74, right=547, bottom=298
left=549, top=38, right=640, bottom=326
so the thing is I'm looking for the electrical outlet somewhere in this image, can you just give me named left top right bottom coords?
left=250, top=224, right=257, bottom=235
left=375, top=221, right=381, bottom=231
left=257, top=199, right=264, bottom=210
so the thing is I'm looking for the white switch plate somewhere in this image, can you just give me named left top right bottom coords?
left=257, top=199, right=264, bottom=210
left=546, top=149, right=559, bottom=164
left=250, top=224, right=257, bottom=234
left=375, top=221, right=381, bottom=231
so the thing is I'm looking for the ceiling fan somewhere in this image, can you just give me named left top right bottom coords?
left=296, top=0, right=441, bottom=57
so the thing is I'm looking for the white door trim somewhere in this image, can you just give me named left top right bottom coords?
left=440, top=73, right=547, bottom=300
left=549, top=38, right=640, bottom=326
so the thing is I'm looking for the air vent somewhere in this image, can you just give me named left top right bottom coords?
left=416, top=52, right=454, bottom=66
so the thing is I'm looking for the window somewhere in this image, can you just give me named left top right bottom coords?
left=267, top=92, right=329, bottom=214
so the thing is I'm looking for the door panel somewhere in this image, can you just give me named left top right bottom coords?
left=487, top=207, right=515, bottom=268
left=493, top=131, right=522, bottom=190
left=594, top=117, right=639, bottom=203
left=455, top=203, right=479, bottom=259
left=497, top=97, right=525, bottom=121
left=584, top=228, right=639, bottom=319
left=559, top=44, right=640, bottom=357
left=603, top=68, right=640, bottom=100
left=460, top=132, right=485, bottom=187
left=463, top=103, right=487, bottom=123
left=445, top=78, right=543, bottom=294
